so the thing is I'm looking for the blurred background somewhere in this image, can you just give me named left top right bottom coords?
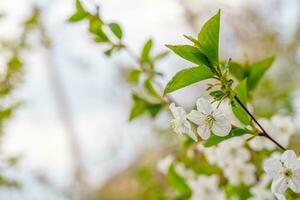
left=0, top=0, right=300, bottom=199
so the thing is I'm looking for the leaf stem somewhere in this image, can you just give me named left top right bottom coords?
left=234, top=96, right=286, bottom=151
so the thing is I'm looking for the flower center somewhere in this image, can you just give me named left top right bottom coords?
left=281, top=168, right=293, bottom=178
left=171, top=119, right=180, bottom=133
left=204, top=114, right=215, bottom=128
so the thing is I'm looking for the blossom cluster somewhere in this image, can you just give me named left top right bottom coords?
left=169, top=98, right=232, bottom=141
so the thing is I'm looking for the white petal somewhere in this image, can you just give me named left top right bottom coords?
left=271, top=177, right=288, bottom=194
left=263, top=158, right=282, bottom=179
left=197, top=124, right=211, bottom=140
left=169, top=103, right=178, bottom=118
left=275, top=193, right=286, bottom=200
left=211, top=117, right=231, bottom=136
left=196, top=98, right=213, bottom=114
left=289, top=177, right=300, bottom=193
left=187, top=110, right=204, bottom=125
left=187, top=129, right=198, bottom=141
left=169, top=103, right=187, bottom=120
left=281, top=150, right=298, bottom=169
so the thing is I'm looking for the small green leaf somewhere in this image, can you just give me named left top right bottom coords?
left=128, top=69, right=141, bottom=84
left=129, top=94, right=162, bottom=121
left=153, top=51, right=169, bottom=61
left=247, top=56, right=275, bottom=90
left=166, top=165, right=191, bottom=196
left=197, top=10, right=220, bottom=66
left=141, top=39, right=153, bottom=64
left=104, top=47, right=114, bottom=56
left=108, top=23, right=123, bottom=39
left=210, top=90, right=224, bottom=100
left=144, top=78, right=161, bottom=98
left=68, top=0, right=88, bottom=22
left=164, top=65, right=213, bottom=94
left=228, top=61, right=245, bottom=81
left=166, top=45, right=209, bottom=66
left=205, top=127, right=250, bottom=147
left=232, top=79, right=250, bottom=125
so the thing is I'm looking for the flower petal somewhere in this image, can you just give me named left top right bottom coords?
left=197, top=124, right=211, bottom=140
left=271, top=177, right=288, bottom=194
left=196, top=98, right=213, bottom=114
left=187, top=128, right=198, bottom=141
left=187, top=110, right=204, bottom=125
left=281, top=150, right=298, bottom=169
left=263, top=158, right=282, bottom=179
left=211, top=116, right=231, bottom=136
left=169, top=103, right=178, bottom=118
left=289, top=177, right=300, bottom=193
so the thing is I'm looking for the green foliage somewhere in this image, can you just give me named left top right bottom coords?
left=204, top=127, right=250, bottom=147
left=164, top=65, right=214, bottom=94
left=225, top=184, right=251, bottom=200
left=247, top=56, right=275, bottom=90
left=129, top=94, right=163, bottom=121
left=166, top=165, right=191, bottom=197
left=141, top=39, right=153, bottom=64
left=232, top=79, right=250, bottom=125
left=68, top=0, right=88, bottom=22
left=108, top=23, right=123, bottom=39
left=197, top=10, right=220, bottom=66
left=144, top=78, right=161, bottom=98
left=166, top=45, right=209, bottom=66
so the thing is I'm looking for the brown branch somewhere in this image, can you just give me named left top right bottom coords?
left=234, top=96, right=286, bottom=151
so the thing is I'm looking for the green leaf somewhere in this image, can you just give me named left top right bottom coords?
left=128, top=69, right=141, bottom=84
left=129, top=94, right=162, bottom=121
left=210, top=90, right=225, bottom=101
left=166, top=45, right=209, bottom=66
left=197, top=10, right=220, bottom=66
left=247, top=56, right=275, bottom=90
left=166, top=165, right=191, bottom=196
left=232, top=79, right=250, bottom=125
left=144, top=78, right=161, bottom=98
left=164, top=65, right=213, bottom=94
left=68, top=0, right=88, bottom=22
left=228, top=61, right=245, bottom=81
left=108, top=23, right=123, bottom=39
left=205, top=127, right=250, bottom=147
left=141, top=39, right=153, bottom=64
left=153, top=51, right=169, bottom=61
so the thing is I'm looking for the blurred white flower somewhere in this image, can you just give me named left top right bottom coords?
left=203, top=146, right=219, bottom=165
left=216, top=137, right=250, bottom=167
left=249, top=174, right=277, bottom=200
left=188, top=175, right=226, bottom=200
left=174, top=162, right=195, bottom=180
left=263, top=150, right=300, bottom=195
left=224, top=161, right=256, bottom=186
left=249, top=116, right=295, bottom=151
left=187, top=98, right=231, bottom=140
left=169, top=103, right=197, bottom=141
left=156, top=155, right=174, bottom=174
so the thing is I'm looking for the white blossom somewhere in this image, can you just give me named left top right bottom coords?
left=224, top=161, right=256, bottom=186
left=216, top=137, right=250, bottom=167
left=174, top=162, right=195, bottom=180
left=187, top=98, right=232, bottom=140
left=188, top=175, right=226, bottom=200
left=249, top=116, right=295, bottom=151
left=249, top=174, right=277, bottom=200
left=169, top=103, right=197, bottom=141
left=263, top=150, right=300, bottom=195
left=157, top=155, right=174, bottom=174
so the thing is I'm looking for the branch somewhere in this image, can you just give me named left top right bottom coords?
left=234, top=96, right=286, bottom=151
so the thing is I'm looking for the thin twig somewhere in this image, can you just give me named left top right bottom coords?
left=234, top=96, right=286, bottom=151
